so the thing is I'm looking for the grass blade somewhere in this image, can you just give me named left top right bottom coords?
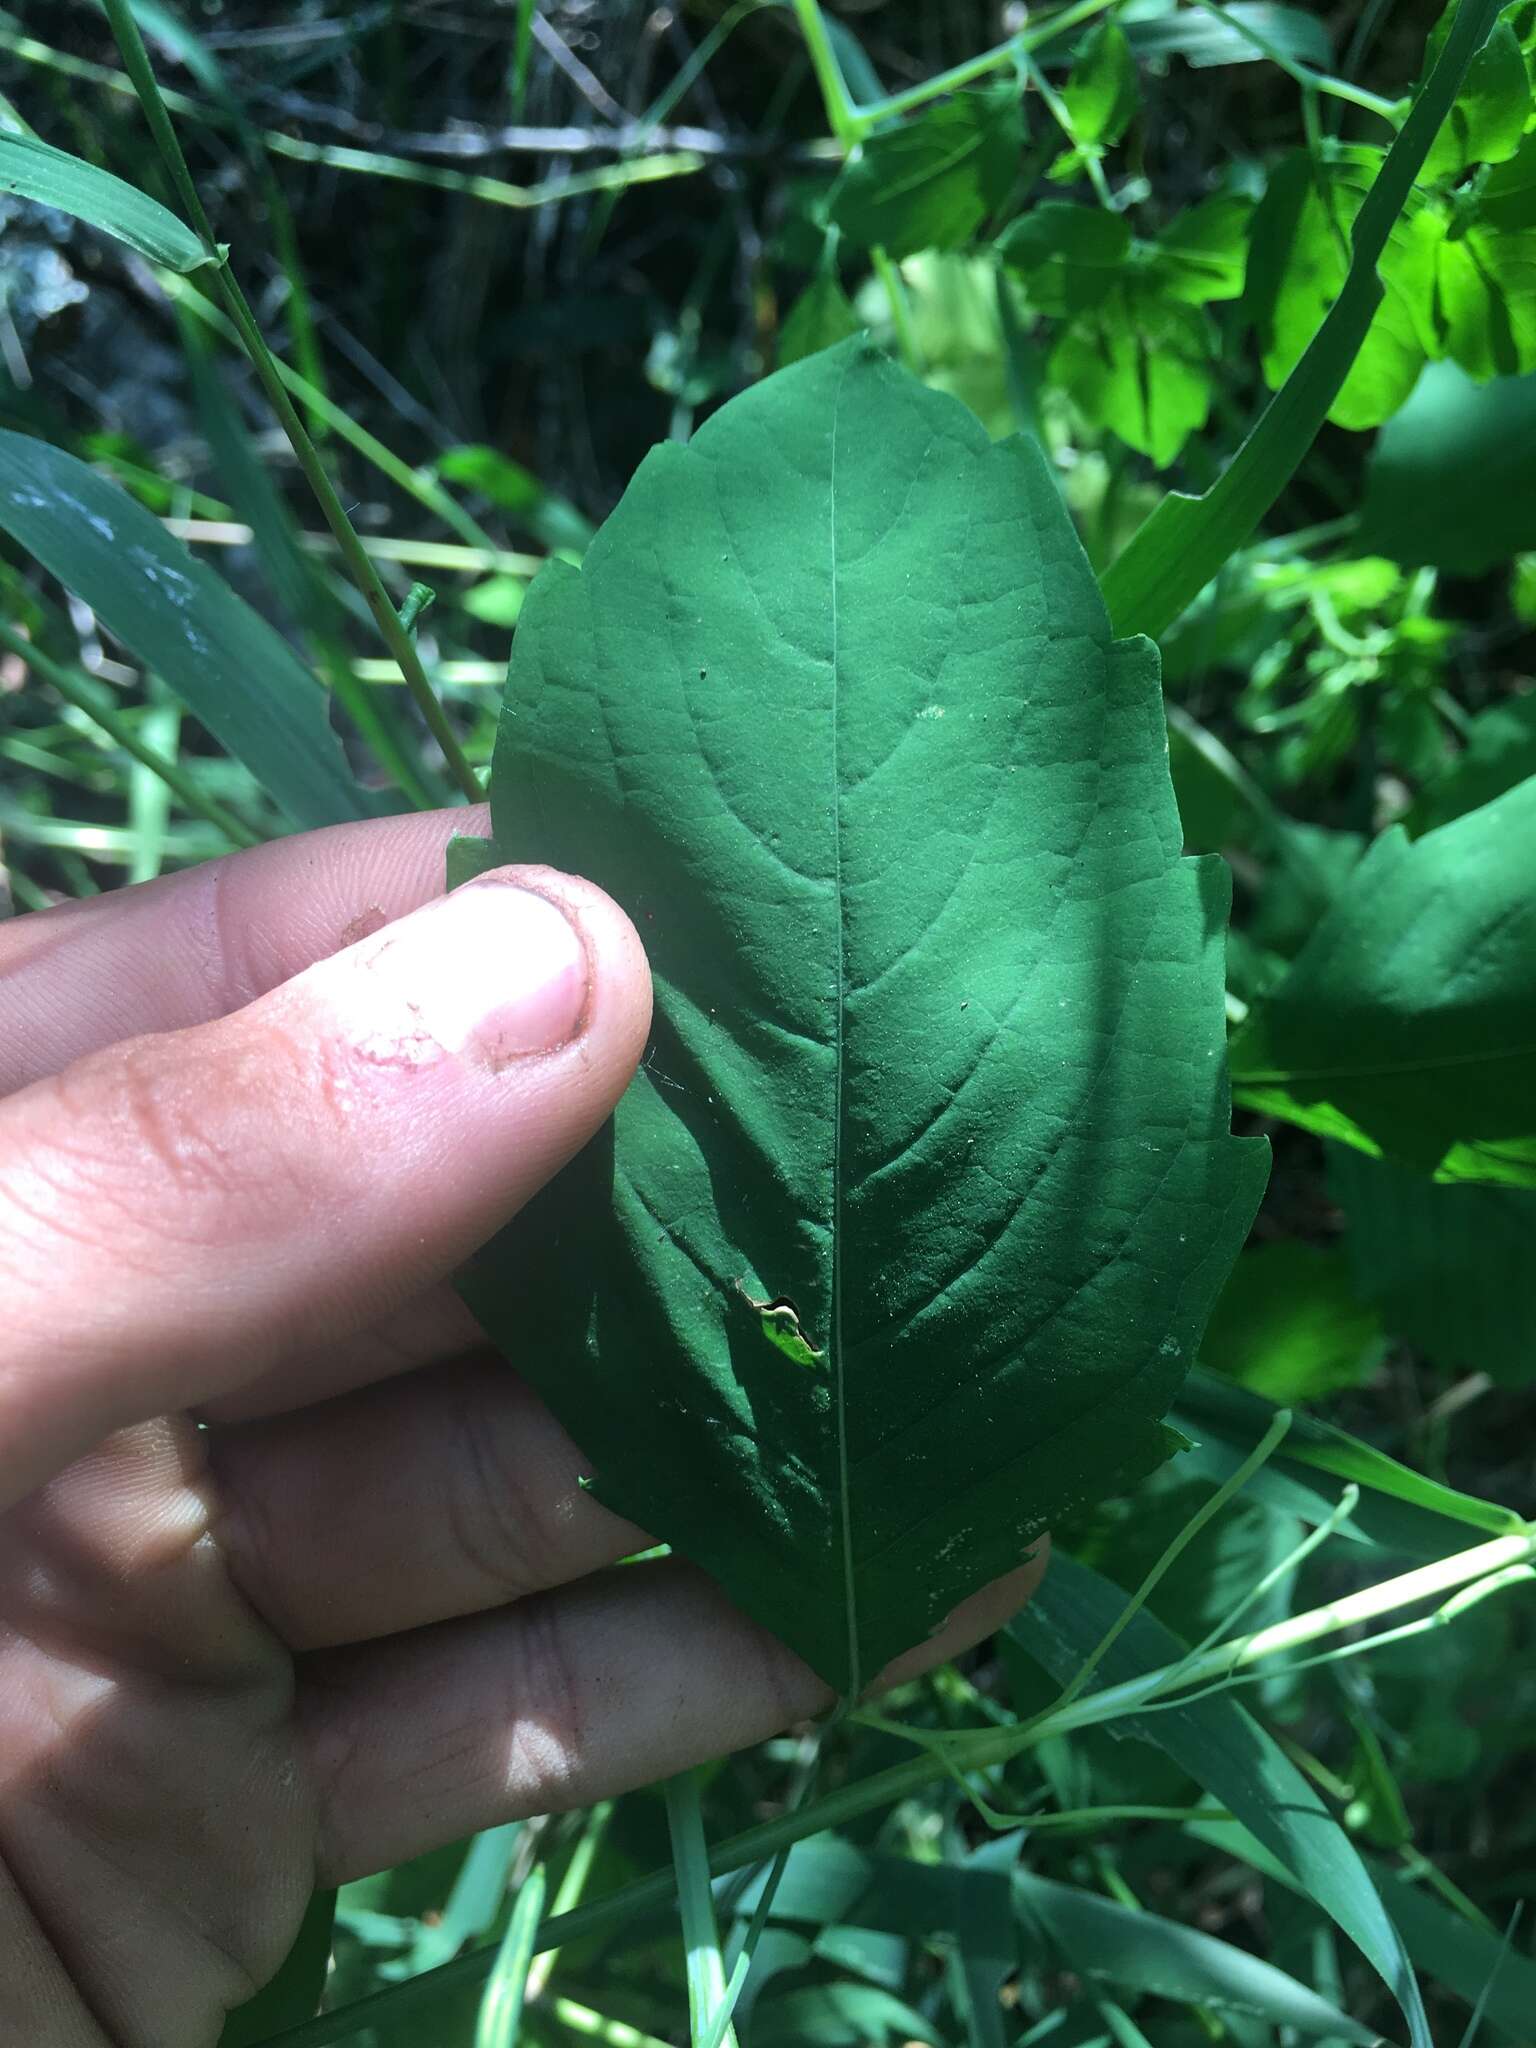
left=1102, top=0, right=1503, bottom=640
left=0, top=435, right=388, bottom=831
left=0, top=126, right=212, bottom=270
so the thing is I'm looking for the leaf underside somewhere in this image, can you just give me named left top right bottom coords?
left=461, top=340, right=1266, bottom=1696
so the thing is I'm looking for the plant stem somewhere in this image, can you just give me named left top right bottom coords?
left=98, top=0, right=482, bottom=804
left=0, top=621, right=257, bottom=849
left=789, top=0, right=859, bottom=147
left=259, top=1524, right=1535, bottom=2048
left=1188, top=0, right=1402, bottom=123
left=664, top=1773, right=739, bottom=2048
left=853, top=0, right=1119, bottom=134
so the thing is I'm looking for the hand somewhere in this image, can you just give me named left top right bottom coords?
left=0, top=810, right=1044, bottom=2048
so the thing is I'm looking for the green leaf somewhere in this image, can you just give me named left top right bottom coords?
left=830, top=88, right=1022, bottom=258
left=1050, top=284, right=1218, bottom=466
left=0, top=434, right=389, bottom=831
left=1101, top=0, right=1505, bottom=640
left=1061, top=23, right=1140, bottom=151
left=1149, top=195, right=1255, bottom=305
left=1229, top=779, right=1536, bottom=1186
left=1428, top=134, right=1536, bottom=379
left=461, top=339, right=1266, bottom=1697
left=1409, top=692, right=1536, bottom=835
left=1375, top=1866, right=1536, bottom=2040
left=1012, top=1870, right=1379, bottom=2041
left=1244, top=150, right=1430, bottom=430
left=217, top=1890, right=336, bottom=2047
left=780, top=276, right=863, bottom=367
left=1010, top=1556, right=1433, bottom=2048
left=1421, top=7, right=1531, bottom=178
left=1330, top=1146, right=1536, bottom=1385
left=1120, top=4, right=1334, bottom=71
left=1361, top=360, right=1536, bottom=574
left=996, top=202, right=1132, bottom=315
left=751, top=1983, right=942, bottom=2047
left=1201, top=1242, right=1383, bottom=1402
left=0, top=128, right=213, bottom=273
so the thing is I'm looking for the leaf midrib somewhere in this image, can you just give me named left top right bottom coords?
left=829, top=352, right=859, bottom=1701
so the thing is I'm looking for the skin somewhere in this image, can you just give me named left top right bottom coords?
left=0, top=808, right=1045, bottom=2048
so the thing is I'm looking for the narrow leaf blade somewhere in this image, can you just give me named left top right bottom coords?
left=0, top=434, right=390, bottom=830
left=0, top=128, right=213, bottom=272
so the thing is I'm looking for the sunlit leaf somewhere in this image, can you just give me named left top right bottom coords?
left=1063, top=22, right=1140, bottom=147
left=459, top=340, right=1264, bottom=1696
left=1051, top=283, right=1218, bottom=465
left=1201, top=1242, right=1383, bottom=1401
left=1244, top=150, right=1430, bottom=429
left=1420, top=3, right=1532, bottom=178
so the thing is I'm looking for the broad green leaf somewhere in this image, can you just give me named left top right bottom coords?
left=1421, top=5, right=1531, bottom=178
left=830, top=88, right=1022, bottom=258
left=0, top=128, right=213, bottom=273
left=1149, top=195, right=1255, bottom=304
left=1428, top=135, right=1536, bottom=379
left=1243, top=151, right=1430, bottom=429
left=779, top=275, right=863, bottom=367
left=0, top=434, right=389, bottom=831
left=1060, top=22, right=1140, bottom=151
left=1051, top=284, right=1218, bottom=466
left=1361, top=360, right=1536, bottom=574
left=1012, top=1870, right=1378, bottom=2042
left=1201, top=1242, right=1383, bottom=1402
left=1010, top=1556, right=1433, bottom=2048
left=460, top=340, right=1266, bottom=1697
left=1330, top=1146, right=1536, bottom=1385
left=1229, top=778, right=1536, bottom=1186
left=996, top=202, right=1132, bottom=315
left=1102, top=0, right=1504, bottom=640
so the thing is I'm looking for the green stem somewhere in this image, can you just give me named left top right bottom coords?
left=259, top=1525, right=1535, bottom=2048
left=789, top=0, right=860, bottom=146
left=0, top=621, right=257, bottom=849
left=1188, top=0, right=1403, bottom=123
left=854, top=0, right=1119, bottom=134
left=665, top=1773, right=739, bottom=2048
left=98, top=0, right=482, bottom=804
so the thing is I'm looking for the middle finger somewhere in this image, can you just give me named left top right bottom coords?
left=209, top=1357, right=648, bottom=1649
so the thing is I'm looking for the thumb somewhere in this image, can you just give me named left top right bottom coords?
left=0, top=868, right=651, bottom=1507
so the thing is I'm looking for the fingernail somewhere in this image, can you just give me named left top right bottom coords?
left=353, top=882, right=590, bottom=1065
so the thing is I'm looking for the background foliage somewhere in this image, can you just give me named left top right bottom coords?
left=3, top=1, right=1536, bottom=2044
